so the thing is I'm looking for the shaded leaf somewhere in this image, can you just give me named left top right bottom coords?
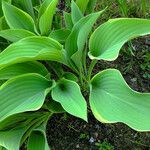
left=86, top=0, right=97, bottom=14
left=0, top=17, right=9, bottom=31
left=0, top=111, right=49, bottom=150
left=64, top=11, right=73, bottom=30
left=46, top=100, right=65, bottom=113
left=27, top=124, right=50, bottom=150
left=49, top=29, right=71, bottom=43
left=75, top=0, right=89, bottom=13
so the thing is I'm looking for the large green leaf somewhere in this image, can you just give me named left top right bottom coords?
left=65, top=10, right=104, bottom=67
left=0, top=36, right=68, bottom=68
left=39, top=0, right=58, bottom=35
left=75, top=0, right=89, bottom=13
left=0, top=29, right=35, bottom=42
left=2, top=1, right=35, bottom=32
left=0, top=73, right=53, bottom=122
left=89, top=18, right=150, bottom=61
left=52, top=79, right=87, bottom=121
left=0, top=61, right=48, bottom=80
left=71, top=0, right=83, bottom=24
left=90, top=69, right=150, bottom=131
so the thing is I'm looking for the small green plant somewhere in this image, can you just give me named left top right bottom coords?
left=0, top=0, right=150, bottom=150
left=95, top=141, right=114, bottom=150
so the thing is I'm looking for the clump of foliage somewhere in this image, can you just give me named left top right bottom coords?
left=0, top=0, right=150, bottom=149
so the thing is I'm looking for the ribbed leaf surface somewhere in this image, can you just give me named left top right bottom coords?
left=2, top=2, right=35, bottom=32
left=89, top=18, right=150, bottom=61
left=0, top=61, right=48, bottom=80
left=0, top=73, right=52, bottom=122
left=0, top=29, right=35, bottom=42
left=52, top=79, right=87, bottom=121
left=65, top=10, right=104, bottom=68
left=90, top=69, right=150, bottom=131
left=0, top=36, right=67, bottom=68
left=39, top=0, right=58, bottom=35
left=71, top=1, right=83, bottom=24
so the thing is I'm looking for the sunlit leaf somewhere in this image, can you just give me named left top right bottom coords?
left=2, top=1, right=35, bottom=32
left=0, top=61, right=49, bottom=80
left=0, top=73, right=53, bottom=122
left=65, top=10, right=105, bottom=68
left=52, top=79, right=87, bottom=121
left=39, top=0, right=58, bottom=35
left=0, top=36, right=68, bottom=68
left=90, top=69, right=150, bottom=131
left=71, top=0, right=83, bottom=24
left=89, top=18, right=150, bottom=61
left=0, top=29, right=35, bottom=42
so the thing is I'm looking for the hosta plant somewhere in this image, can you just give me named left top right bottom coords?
left=0, top=0, right=150, bottom=149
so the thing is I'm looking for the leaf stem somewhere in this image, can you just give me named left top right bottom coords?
left=87, top=59, right=97, bottom=81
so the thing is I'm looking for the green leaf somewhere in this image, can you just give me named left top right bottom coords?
left=0, top=0, right=11, bottom=17
left=63, top=11, right=73, bottom=30
left=0, top=73, right=53, bottom=122
left=0, top=61, right=49, bottom=80
left=0, top=127, right=28, bottom=150
left=75, top=0, right=89, bottom=13
left=46, top=100, right=65, bottom=113
left=90, top=69, right=150, bottom=131
left=52, top=79, right=87, bottom=121
left=27, top=124, right=50, bottom=150
left=86, top=0, right=97, bottom=14
left=49, top=29, right=71, bottom=43
left=71, top=0, right=83, bottom=24
left=0, top=36, right=68, bottom=68
left=0, top=17, right=9, bottom=31
left=39, top=0, right=58, bottom=35
left=38, top=0, right=52, bottom=18
left=89, top=18, right=150, bottom=61
left=65, top=10, right=105, bottom=67
left=62, top=72, right=78, bottom=82
left=0, top=111, right=49, bottom=150
left=12, top=0, right=35, bottom=19
left=0, top=29, right=35, bottom=42
left=2, top=1, right=35, bottom=32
